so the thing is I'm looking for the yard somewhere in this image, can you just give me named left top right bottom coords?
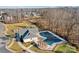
left=6, top=38, right=32, bottom=53
left=4, top=21, right=36, bottom=35
left=54, top=43, right=77, bottom=53
left=7, top=40, right=23, bottom=53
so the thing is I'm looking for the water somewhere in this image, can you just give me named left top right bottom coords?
left=39, top=31, right=63, bottom=45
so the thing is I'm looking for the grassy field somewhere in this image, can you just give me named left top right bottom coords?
left=54, top=43, right=77, bottom=53
left=7, top=39, right=32, bottom=53
left=7, top=40, right=23, bottom=53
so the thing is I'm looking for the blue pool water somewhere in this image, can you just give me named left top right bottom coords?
left=39, top=31, right=63, bottom=45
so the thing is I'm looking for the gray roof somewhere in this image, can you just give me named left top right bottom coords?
left=18, top=28, right=39, bottom=39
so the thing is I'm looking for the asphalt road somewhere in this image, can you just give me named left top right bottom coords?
left=0, top=46, right=11, bottom=53
left=0, top=37, right=11, bottom=53
left=0, top=22, right=11, bottom=53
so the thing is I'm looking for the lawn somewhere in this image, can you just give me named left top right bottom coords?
left=7, top=39, right=32, bottom=53
left=54, top=43, right=77, bottom=53
left=8, top=40, right=23, bottom=53
left=5, top=21, right=37, bottom=35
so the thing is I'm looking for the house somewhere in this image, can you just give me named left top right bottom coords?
left=15, top=27, right=39, bottom=42
left=14, top=26, right=66, bottom=51
left=24, top=11, right=41, bottom=19
left=0, top=11, right=8, bottom=20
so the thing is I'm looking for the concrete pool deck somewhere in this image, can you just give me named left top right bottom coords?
left=35, top=31, right=67, bottom=50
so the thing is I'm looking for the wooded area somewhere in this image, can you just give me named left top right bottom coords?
left=30, top=7, right=79, bottom=49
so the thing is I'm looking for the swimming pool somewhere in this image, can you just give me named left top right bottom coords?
left=39, top=31, right=65, bottom=46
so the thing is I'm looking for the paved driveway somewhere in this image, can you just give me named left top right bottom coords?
left=0, top=46, right=11, bottom=53
left=0, top=37, right=11, bottom=53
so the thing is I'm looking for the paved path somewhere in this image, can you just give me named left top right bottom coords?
left=0, top=38, right=11, bottom=53
left=0, top=37, right=11, bottom=53
left=0, top=46, right=11, bottom=53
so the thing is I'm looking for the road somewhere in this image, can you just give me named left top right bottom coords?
left=0, top=37, right=11, bottom=53
left=0, top=46, right=11, bottom=53
left=0, top=22, right=11, bottom=53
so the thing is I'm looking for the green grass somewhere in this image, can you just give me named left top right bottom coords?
left=54, top=44, right=77, bottom=53
left=8, top=40, right=23, bottom=53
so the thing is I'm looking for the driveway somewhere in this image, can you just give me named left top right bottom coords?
left=0, top=46, right=11, bottom=53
